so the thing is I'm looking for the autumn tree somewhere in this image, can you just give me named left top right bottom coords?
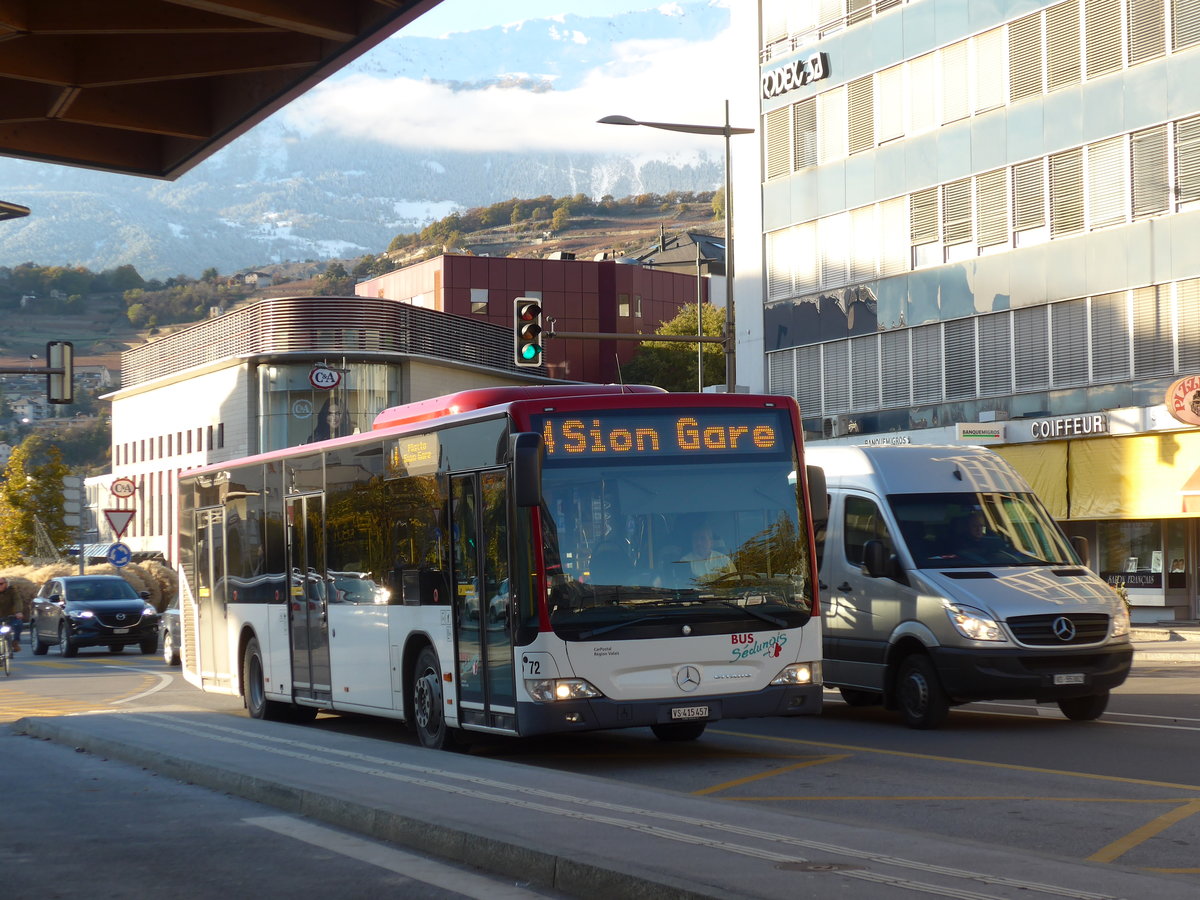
left=0, top=436, right=72, bottom=565
left=621, top=303, right=726, bottom=392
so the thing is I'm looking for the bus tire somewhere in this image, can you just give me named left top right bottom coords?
left=895, top=654, right=950, bottom=730
left=1057, top=691, right=1109, bottom=721
left=412, top=645, right=452, bottom=750
left=243, top=637, right=288, bottom=721
left=651, top=721, right=706, bottom=741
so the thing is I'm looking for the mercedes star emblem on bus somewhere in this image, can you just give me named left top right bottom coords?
left=676, top=666, right=701, bottom=692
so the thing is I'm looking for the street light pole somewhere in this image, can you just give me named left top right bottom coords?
left=599, top=105, right=753, bottom=392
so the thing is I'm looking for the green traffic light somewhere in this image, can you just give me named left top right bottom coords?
left=521, top=344, right=541, bottom=360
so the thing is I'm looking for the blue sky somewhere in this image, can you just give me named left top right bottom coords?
left=281, top=1, right=750, bottom=156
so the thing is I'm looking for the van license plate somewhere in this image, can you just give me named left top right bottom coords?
left=671, top=706, right=708, bottom=720
left=1054, top=673, right=1085, bottom=685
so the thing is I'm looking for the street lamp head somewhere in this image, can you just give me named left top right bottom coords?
left=597, top=115, right=638, bottom=126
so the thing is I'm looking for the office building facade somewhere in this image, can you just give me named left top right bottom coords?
left=757, top=0, right=1200, bottom=620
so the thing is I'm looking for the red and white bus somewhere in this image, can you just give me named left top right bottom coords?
left=177, top=385, right=825, bottom=748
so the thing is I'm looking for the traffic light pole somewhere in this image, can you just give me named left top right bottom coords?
left=0, top=340, right=74, bottom=403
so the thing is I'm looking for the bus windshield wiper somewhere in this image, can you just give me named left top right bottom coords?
left=579, top=615, right=672, bottom=640
left=714, top=600, right=787, bottom=628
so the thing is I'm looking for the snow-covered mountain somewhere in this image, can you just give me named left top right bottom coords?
left=0, top=3, right=733, bottom=280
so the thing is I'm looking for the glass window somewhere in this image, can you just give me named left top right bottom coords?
left=470, top=288, right=489, bottom=314
left=843, top=495, right=894, bottom=568
left=257, top=362, right=399, bottom=452
left=1097, top=519, right=1163, bottom=588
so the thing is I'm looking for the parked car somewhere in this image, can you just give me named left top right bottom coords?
left=160, top=597, right=181, bottom=665
left=31, top=575, right=160, bottom=657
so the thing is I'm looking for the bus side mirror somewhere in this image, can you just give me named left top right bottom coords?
left=1070, top=535, right=1090, bottom=569
left=805, top=465, right=827, bottom=523
left=511, top=432, right=543, bottom=508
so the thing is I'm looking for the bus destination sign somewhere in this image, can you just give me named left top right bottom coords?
left=535, top=410, right=788, bottom=460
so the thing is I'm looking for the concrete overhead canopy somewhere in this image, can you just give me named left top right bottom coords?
left=0, top=0, right=442, bottom=180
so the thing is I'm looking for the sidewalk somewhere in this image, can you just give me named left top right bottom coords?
left=1132, top=622, right=1200, bottom=664
left=12, top=710, right=1198, bottom=900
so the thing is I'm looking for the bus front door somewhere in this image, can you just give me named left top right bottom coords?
left=286, top=495, right=331, bottom=703
left=194, top=507, right=230, bottom=689
left=450, top=470, right=516, bottom=732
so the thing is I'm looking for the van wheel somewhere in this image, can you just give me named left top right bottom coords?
left=839, top=687, right=882, bottom=707
left=896, top=655, right=950, bottom=729
left=1057, top=692, right=1108, bottom=721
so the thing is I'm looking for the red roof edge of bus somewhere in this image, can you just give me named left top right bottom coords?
left=371, top=384, right=668, bottom=430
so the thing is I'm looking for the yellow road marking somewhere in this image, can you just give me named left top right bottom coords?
left=0, top=688, right=101, bottom=722
left=1087, top=799, right=1200, bottom=863
left=692, top=754, right=848, bottom=796
left=727, top=795, right=1200, bottom=803
left=710, top=728, right=1200, bottom=793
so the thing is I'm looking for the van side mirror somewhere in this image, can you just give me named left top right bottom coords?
left=805, top=465, right=827, bottom=522
left=510, top=432, right=543, bottom=508
left=1069, top=535, right=1090, bottom=569
left=862, top=539, right=889, bottom=578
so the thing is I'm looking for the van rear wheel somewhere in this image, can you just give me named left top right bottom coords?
left=1057, top=692, right=1109, bottom=721
left=896, top=654, right=950, bottom=730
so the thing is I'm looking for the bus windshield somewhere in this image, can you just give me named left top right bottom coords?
left=888, top=491, right=1078, bottom=569
left=538, top=454, right=815, bottom=641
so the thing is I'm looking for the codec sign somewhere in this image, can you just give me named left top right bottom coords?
left=534, top=410, right=789, bottom=461
left=762, top=52, right=829, bottom=100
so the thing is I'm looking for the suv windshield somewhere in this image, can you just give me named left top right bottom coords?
left=537, top=447, right=815, bottom=640
left=889, top=492, right=1078, bottom=569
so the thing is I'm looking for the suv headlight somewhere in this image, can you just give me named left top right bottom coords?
left=142, top=605, right=158, bottom=617
left=944, top=602, right=1007, bottom=642
left=525, top=678, right=602, bottom=703
left=67, top=609, right=95, bottom=620
left=1110, top=603, right=1131, bottom=638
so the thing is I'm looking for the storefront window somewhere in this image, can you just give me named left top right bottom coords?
left=257, top=362, right=400, bottom=453
left=1166, top=519, right=1187, bottom=590
left=1097, top=519, right=1163, bottom=589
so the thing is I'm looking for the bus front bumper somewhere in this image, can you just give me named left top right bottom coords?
left=516, top=682, right=822, bottom=736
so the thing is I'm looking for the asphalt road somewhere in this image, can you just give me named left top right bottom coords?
left=3, top=647, right=1199, bottom=887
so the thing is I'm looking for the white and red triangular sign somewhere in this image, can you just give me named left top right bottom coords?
left=104, top=508, right=135, bottom=539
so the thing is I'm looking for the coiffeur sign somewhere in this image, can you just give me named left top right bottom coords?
left=1165, top=375, right=1200, bottom=425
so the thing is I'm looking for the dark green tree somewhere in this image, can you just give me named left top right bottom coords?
left=621, top=303, right=726, bottom=392
left=0, top=436, right=72, bottom=564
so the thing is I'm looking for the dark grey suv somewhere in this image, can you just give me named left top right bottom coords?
left=31, top=575, right=159, bottom=657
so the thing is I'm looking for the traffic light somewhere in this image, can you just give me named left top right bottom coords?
left=47, top=340, right=74, bottom=404
left=514, top=298, right=543, bottom=367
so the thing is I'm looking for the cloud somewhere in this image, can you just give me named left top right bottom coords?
left=281, top=23, right=745, bottom=157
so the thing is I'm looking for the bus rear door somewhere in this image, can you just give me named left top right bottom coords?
left=286, top=494, right=331, bottom=703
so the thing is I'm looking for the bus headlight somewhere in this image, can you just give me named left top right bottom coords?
left=525, top=678, right=602, bottom=703
left=771, top=662, right=820, bottom=686
left=1111, top=603, right=1131, bottom=638
left=944, top=602, right=1007, bottom=642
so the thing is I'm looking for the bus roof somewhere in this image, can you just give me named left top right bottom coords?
left=371, top=384, right=667, bottom=430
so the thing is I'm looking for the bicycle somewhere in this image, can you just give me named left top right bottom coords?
left=0, top=622, right=12, bottom=676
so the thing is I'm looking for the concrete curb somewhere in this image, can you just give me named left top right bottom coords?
left=13, top=716, right=726, bottom=900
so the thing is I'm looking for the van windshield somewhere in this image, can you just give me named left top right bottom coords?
left=888, top=492, right=1078, bottom=569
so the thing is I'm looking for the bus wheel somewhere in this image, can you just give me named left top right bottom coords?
left=1057, top=692, right=1109, bottom=721
left=412, top=646, right=450, bottom=750
left=896, top=654, right=950, bottom=730
left=243, top=637, right=287, bottom=721
left=651, top=721, right=706, bottom=741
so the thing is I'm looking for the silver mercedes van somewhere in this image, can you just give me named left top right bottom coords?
left=808, top=445, right=1133, bottom=729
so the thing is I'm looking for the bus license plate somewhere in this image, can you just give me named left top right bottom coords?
left=671, top=705, right=708, bottom=720
left=113, top=628, right=129, bottom=634
left=1054, top=673, right=1085, bottom=685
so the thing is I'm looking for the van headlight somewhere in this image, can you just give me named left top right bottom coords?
left=1110, top=603, right=1130, bottom=638
left=943, top=602, right=1007, bottom=642
left=525, top=678, right=602, bottom=703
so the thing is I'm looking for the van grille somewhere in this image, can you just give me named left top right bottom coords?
left=1006, top=613, right=1109, bottom=646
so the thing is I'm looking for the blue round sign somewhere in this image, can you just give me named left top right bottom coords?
left=107, top=542, right=132, bottom=568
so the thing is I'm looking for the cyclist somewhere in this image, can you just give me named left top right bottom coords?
left=0, top=576, right=25, bottom=653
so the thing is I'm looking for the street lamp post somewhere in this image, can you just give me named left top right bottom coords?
left=599, top=103, right=753, bottom=393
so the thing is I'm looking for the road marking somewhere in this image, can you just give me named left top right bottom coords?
left=710, top=728, right=1200, bottom=793
left=692, top=754, right=848, bottom=796
left=1086, top=799, right=1200, bottom=863
left=0, top=689, right=103, bottom=722
left=104, top=667, right=174, bottom=704
left=246, top=815, right=545, bottom=899
left=127, top=715, right=1123, bottom=900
